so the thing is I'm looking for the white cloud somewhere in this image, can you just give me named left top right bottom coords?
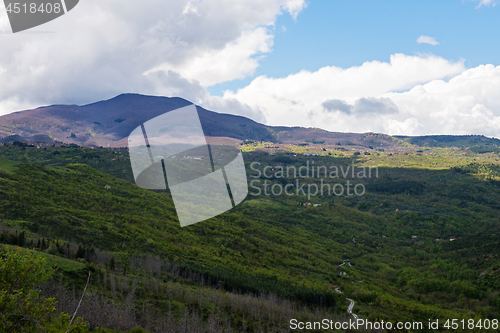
left=221, top=57, right=500, bottom=137
left=417, top=35, right=439, bottom=45
left=384, top=117, right=423, bottom=135
left=0, top=6, right=9, bottom=32
left=0, top=0, right=306, bottom=115
left=281, top=0, right=308, bottom=19
left=204, top=95, right=267, bottom=123
left=474, top=0, right=496, bottom=8
left=182, top=1, right=201, bottom=16
left=222, top=54, right=465, bottom=129
left=385, top=64, right=500, bottom=136
left=146, top=27, right=273, bottom=87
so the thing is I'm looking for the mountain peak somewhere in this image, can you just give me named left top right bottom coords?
left=0, top=94, right=274, bottom=147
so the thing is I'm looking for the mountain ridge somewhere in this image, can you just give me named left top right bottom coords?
left=1, top=93, right=499, bottom=151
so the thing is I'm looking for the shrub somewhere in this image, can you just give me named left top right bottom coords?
left=46, top=242, right=59, bottom=255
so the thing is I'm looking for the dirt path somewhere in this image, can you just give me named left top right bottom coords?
left=346, top=298, right=358, bottom=320
left=334, top=288, right=358, bottom=319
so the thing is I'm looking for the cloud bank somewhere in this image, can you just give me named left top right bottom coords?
left=220, top=57, right=500, bottom=137
left=0, top=0, right=307, bottom=121
left=323, top=97, right=399, bottom=116
left=222, top=54, right=466, bottom=130
left=2, top=1, right=500, bottom=138
left=385, top=64, right=500, bottom=136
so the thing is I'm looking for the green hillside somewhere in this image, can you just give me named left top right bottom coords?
left=395, top=134, right=500, bottom=149
left=1, top=143, right=500, bottom=332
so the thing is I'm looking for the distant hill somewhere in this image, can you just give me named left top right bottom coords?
left=0, top=94, right=275, bottom=147
left=395, top=135, right=500, bottom=148
left=1, top=94, right=499, bottom=151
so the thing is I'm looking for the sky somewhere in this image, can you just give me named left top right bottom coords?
left=1, top=0, right=500, bottom=137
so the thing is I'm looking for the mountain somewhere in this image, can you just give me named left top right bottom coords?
left=0, top=94, right=274, bottom=147
left=1, top=93, right=499, bottom=152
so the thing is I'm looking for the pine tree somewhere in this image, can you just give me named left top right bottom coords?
left=17, top=231, right=26, bottom=247
left=76, top=245, right=85, bottom=259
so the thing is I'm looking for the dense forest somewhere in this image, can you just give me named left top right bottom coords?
left=1, top=141, right=500, bottom=332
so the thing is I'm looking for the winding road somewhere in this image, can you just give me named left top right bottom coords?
left=334, top=287, right=359, bottom=319
left=335, top=257, right=359, bottom=319
left=346, top=298, right=358, bottom=320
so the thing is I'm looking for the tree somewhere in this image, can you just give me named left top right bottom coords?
left=17, top=231, right=26, bottom=247
left=76, top=245, right=85, bottom=259
left=0, top=246, right=56, bottom=332
left=108, top=257, right=115, bottom=271
left=0, top=246, right=89, bottom=332
left=46, top=242, right=59, bottom=255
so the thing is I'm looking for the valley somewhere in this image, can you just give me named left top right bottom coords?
left=1, top=94, right=500, bottom=332
left=1, top=138, right=500, bottom=332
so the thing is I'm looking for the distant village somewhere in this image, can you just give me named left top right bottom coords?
left=0, top=140, right=129, bottom=152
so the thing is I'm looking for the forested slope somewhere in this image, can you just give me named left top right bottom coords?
left=1, top=143, right=500, bottom=332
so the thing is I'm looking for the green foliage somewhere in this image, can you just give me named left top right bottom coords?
left=44, top=313, right=89, bottom=333
left=367, top=179, right=426, bottom=195
left=469, top=145, right=500, bottom=154
left=46, top=242, right=59, bottom=255
left=0, top=158, right=19, bottom=171
left=1, top=144, right=500, bottom=328
left=0, top=246, right=56, bottom=332
left=0, top=246, right=89, bottom=332
left=396, top=134, right=500, bottom=148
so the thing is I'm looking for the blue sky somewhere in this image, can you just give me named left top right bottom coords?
left=209, top=0, right=500, bottom=96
